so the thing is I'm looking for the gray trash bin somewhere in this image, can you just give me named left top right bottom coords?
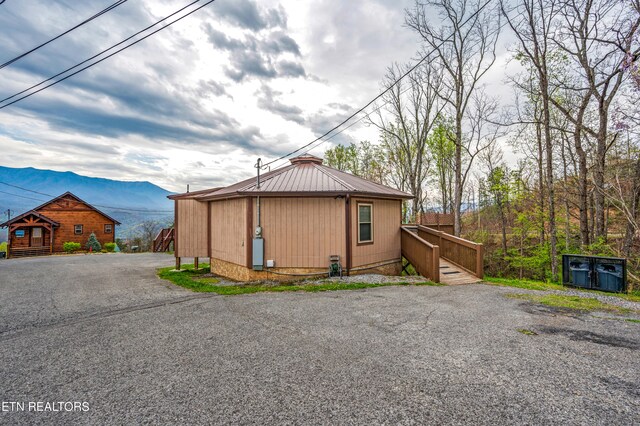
left=596, top=264, right=623, bottom=292
left=570, top=262, right=590, bottom=288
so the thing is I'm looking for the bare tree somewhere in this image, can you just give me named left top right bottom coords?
left=551, top=0, right=640, bottom=240
left=371, top=62, right=444, bottom=217
left=406, top=0, right=501, bottom=235
left=501, top=0, right=561, bottom=279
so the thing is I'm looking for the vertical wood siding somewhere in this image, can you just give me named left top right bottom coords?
left=253, top=197, right=346, bottom=268
left=176, top=199, right=209, bottom=258
left=210, top=198, right=247, bottom=266
left=351, top=198, right=401, bottom=267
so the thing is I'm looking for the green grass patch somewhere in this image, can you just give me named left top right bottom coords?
left=195, top=277, right=220, bottom=285
left=157, top=264, right=441, bottom=295
left=506, top=293, right=633, bottom=314
left=625, top=318, right=640, bottom=323
left=517, top=328, right=538, bottom=336
left=484, top=276, right=640, bottom=302
left=484, top=276, right=566, bottom=291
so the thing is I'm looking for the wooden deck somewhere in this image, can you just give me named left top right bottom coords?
left=438, top=259, right=483, bottom=285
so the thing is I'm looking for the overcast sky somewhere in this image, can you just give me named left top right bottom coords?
left=0, top=0, right=515, bottom=192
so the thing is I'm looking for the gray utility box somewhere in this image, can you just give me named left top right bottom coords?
left=562, top=254, right=627, bottom=293
left=253, top=238, right=264, bottom=271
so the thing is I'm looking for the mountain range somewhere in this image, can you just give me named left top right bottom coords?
left=0, top=166, right=175, bottom=241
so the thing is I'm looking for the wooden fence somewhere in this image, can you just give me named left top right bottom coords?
left=418, top=212, right=454, bottom=234
left=416, top=225, right=483, bottom=278
left=401, top=227, right=440, bottom=282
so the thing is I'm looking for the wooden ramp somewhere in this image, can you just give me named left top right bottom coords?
left=438, top=259, right=482, bottom=285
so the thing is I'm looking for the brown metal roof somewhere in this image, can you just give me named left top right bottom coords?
left=167, top=187, right=222, bottom=200
left=196, top=155, right=413, bottom=200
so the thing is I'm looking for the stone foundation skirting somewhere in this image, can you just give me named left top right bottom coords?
left=207, top=257, right=403, bottom=282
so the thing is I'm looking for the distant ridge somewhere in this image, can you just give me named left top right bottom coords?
left=0, top=166, right=174, bottom=240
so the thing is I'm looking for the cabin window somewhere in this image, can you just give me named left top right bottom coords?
left=357, top=203, right=373, bottom=244
left=74, top=225, right=83, bottom=235
left=15, top=230, right=25, bottom=238
left=104, top=224, right=112, bottom=234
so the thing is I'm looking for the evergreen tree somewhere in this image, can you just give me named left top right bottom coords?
left=86, top=232, right=101, bottom=252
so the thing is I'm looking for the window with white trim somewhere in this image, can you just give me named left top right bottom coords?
left=74, top=225, right=83, bottom=235
left=104, top=224, right=112, bottom=234
left=357, top=203, right=373, bottom=243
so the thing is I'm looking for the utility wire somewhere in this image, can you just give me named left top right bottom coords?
left=0, top=189, right=46, bottom=202
left=262, top=0, right=493, bottom=167
left=0, top=182, right=173, bottom=213
left=269, top=81, right=416, bottom=170
left=0, top=0, right=213, bottom=108
left=0, top=0, right=129, bottom=70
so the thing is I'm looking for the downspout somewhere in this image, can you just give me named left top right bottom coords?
left=345, top=194, right=351, bottom=276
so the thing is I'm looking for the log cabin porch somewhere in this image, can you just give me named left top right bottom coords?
left=2, top=211, right=59, bottom=259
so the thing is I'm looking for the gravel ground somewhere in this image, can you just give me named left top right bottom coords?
left=199, top=272, right=429, bottom=287
left=1, top=254, right=639, bottom=425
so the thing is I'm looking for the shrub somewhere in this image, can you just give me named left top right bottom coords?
left=0, top=241, right=7, bottom=253
left=104, top=242, right=116, bottom=252
left=63, top=242, right=82, bottom=253
left=85, top=233, right=101, bottom=252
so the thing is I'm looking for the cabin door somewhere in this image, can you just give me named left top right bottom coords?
left=31, top=227, right=43, bottom=247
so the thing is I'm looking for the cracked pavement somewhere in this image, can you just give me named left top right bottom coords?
left=0, top=253, right=638, bottom=425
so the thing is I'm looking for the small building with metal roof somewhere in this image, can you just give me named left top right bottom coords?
left=169, top=155, right=413, bottom=280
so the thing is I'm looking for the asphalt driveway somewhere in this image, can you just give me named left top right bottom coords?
left=1, top=254, right=638, bottom=425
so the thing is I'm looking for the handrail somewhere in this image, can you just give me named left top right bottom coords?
left=416, top=225, right=483, bottom=278
left=401, top=227, right=440, bottom=282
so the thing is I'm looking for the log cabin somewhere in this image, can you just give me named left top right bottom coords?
left=169, top=155, right=414, bottom=281
left=0, top=192, right=120, bottom=258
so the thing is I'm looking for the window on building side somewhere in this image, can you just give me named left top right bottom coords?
left=104, top=224, right=112, bottom=234
left=74, top=225, right=83, bottom=235
left=357, top=203, right=373, bottom=243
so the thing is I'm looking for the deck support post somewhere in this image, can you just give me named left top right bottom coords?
left=194, top=257, right=199, bottom=269
left=175, top=257, right=181, bottom=271
left=476, top=244, right=484, bottom=279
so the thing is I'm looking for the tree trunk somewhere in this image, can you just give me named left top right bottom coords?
left=536, top=120, right=545, bottom=244
left=453, top=112, right=464, bottom=236
left=623, top=156, right=640, bottom=256
left=593, top=118, right=608, bottom=240
left=574, top=130, right=590, bottom=247
left=540, top=72, right=558, bottom=280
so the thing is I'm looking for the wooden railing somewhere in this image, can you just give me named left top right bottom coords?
left=416, top=225, right=483, bottom=278
left=401, top=227, right=440, bottom=283
left=9, top=246, right=50, bottom=258
left=153, top=228, right=174, bottom=252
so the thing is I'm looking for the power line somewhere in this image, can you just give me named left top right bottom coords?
left=0, top=189, right=46, bottom=202
left=0, top=182, right=173, bottom=213
left=269, top=75, right=416, bottom=170
left=0, top=0, right=129, bottom=70
left=0, top=0, right=213, bottom=109
left=0, top=181, right=52, bottom=197
left=262, top=0, right=493, bottom=167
